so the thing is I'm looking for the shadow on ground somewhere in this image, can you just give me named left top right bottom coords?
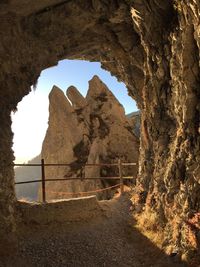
left=1, top=194, right=188, bottom=267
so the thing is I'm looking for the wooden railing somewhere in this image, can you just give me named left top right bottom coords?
left=14, top=159, right=137, bottom=202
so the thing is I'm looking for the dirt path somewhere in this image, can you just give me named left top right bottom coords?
left=3, top=195, right=187, bottom=267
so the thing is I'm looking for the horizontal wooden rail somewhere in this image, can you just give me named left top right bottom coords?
left=15, top=179, right=42, bottom=185
left=14, top=164, right=42, bottom=167
left=122, top=163, right=137, bottom=166
left=14, top=159, right=137, bottom=202
left=15, top=176, right=135, bottom=185
left=14, top=162, right=123, bottom=167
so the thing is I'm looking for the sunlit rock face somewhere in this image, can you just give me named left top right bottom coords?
left=0, top=0, right=200, bottom=263
left=41, top=76, right=139, bottom=200
left=130, top=1, right=200, bottom=263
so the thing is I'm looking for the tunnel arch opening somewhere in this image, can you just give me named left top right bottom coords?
left=0, top=0, right=145, bottom=257
left=13, top=59, right=140, bottom=202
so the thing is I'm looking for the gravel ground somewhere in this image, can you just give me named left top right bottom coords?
left=2, top=195, right=187, bottom=267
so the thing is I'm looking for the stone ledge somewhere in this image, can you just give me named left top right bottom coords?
left=16, top=196, right=102, bottom=225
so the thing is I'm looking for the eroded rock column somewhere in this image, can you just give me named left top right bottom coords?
left=131, top=0, right=200, bottom=262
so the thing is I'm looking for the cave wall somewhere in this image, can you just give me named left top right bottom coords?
left=0, top=0, right=200, bottom=262
left=0, top=0, right=144, bottom=255
left=131, top=0, right=200, bottom=261
left=0, top=108, right=16, bottom=256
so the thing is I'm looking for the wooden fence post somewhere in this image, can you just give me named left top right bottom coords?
left=80, top=166, right=84, bottom=181
left=41, top=158, right=46, bottom=203
left=118, top=158, right=124, bottom=194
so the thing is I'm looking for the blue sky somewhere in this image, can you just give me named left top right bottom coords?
left=37, top=60, right=137, bottom=111
left=12, top=60, right=138, bottom=163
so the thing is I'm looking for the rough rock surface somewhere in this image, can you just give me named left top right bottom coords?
left=130, top=2, right=200, bottom=264
left=127, top=111, right=141, bottom=137
left=41, top=75, right=139, bottom=200
left=0, top=0, right=200, bottom=264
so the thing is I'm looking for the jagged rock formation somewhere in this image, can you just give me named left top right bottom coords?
left=130, top=2, right=200, bottom=264
left=15, top=155, right=41, bottom=201
left=41, top=76, right=139, bottom=200
left=0, top=1, right=200, bottom=264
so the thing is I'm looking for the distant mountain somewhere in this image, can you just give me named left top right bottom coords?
left=15, top=155, right=41, bottom=201
left=126, top=111, right=140, bottom=137
left=126, top=110, right=140, bottom=118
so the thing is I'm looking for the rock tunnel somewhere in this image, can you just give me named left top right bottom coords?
left=0, top=0, right=200, bottom=261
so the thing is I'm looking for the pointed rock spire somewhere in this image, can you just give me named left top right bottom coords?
left=41, top=76, right=139, bottom=201
left=49, top=85, right=73, bottom=113
left=66, top=85, right=87, bottom=109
